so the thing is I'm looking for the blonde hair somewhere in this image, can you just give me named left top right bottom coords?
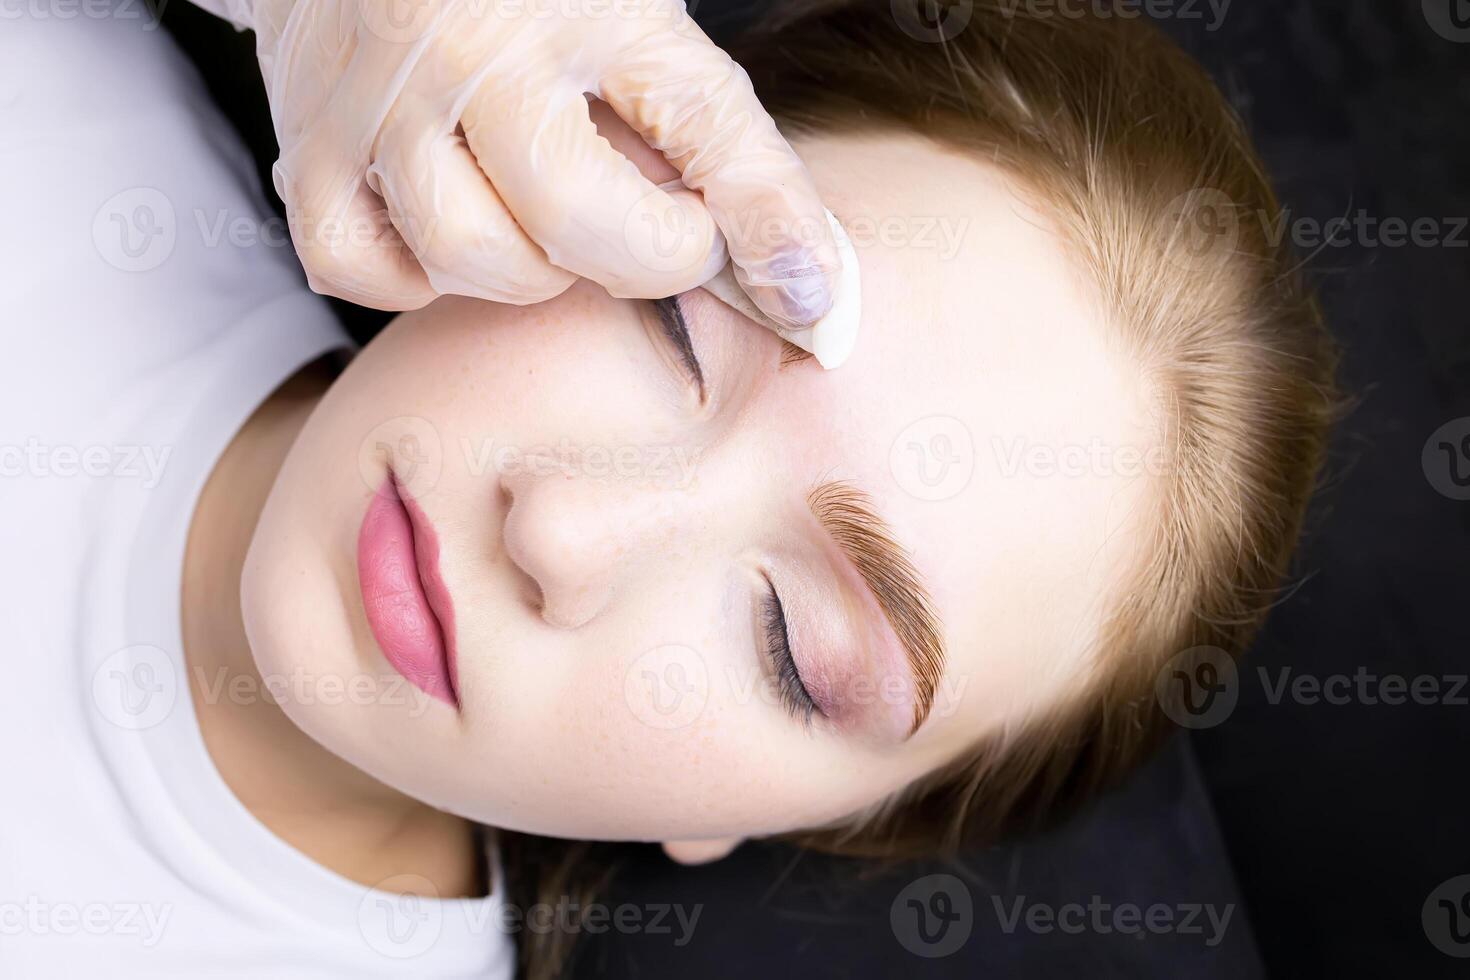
left=506, top=0, right=1339, bottom=971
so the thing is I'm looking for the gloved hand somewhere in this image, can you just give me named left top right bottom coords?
left=189, top=0, right=840, bottom=329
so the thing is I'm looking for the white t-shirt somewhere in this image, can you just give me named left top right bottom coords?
left=0, top=10, right=514, bottom=978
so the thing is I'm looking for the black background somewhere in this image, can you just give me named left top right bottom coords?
left=1164, top=3, right=1470, bottom=976
left=157, top=1, right=1470, bottom=975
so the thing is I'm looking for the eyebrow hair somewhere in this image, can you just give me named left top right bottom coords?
left=653, top=296, right=704, bottom=391
left=807, top=481, right=946, bottom=735
left=780, top=340, right=815, bottom=367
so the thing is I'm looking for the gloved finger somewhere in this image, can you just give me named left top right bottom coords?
left=272, top=18, right=439, bottom=310
left=276, top=151, right=437, bottom=310
left=252, top=0, right=359, bottom=144
left=371, top=130, right=578, bottom=305
left=600, top=15, right=841, bottom=330
left=460, top=82, right=727, bottom=300
left=367, top=44, right=577, bottom=304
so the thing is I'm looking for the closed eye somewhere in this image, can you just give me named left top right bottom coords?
left=651, top=296, right=705, bottom=398
left=762, top=575, right=820, bottom=728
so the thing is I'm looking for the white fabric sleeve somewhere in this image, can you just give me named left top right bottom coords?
left=0, top=1, right=343, bottom=394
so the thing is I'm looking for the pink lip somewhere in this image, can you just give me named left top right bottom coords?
left=357, top=476, right=460, bottom=708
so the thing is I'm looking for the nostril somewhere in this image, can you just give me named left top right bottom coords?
left=502, top=538, right=546, bottom=621
left=524, top=577, right=546, bottom=618
left=496, top=477, right=544, bottom=617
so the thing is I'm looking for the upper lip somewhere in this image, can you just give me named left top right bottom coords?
left=394, top=473, right=461, bottom=708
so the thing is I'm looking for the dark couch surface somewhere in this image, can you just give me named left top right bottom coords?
left=566, top=735, right=1259, bottom=980
left=157, top=1, right=1470, bottom=976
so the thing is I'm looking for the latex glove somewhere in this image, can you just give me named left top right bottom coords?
left=189, top=0, right=840, bottom=329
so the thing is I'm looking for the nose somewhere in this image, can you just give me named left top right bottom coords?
left=499, top=450, right=693, bottom=630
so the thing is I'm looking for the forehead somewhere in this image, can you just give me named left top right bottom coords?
left=773, top=131, right=1160, bottom=744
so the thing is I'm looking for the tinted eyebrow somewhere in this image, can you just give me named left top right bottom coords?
left=654, top=296, right=705, bottom=393
left=807, top=480, right=946, bottom=735
left=779, top=340, right=815, bottom=367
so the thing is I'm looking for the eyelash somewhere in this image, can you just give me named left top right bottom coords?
left=651, top=296, right=704, bottom=393
left=762, top=583, right=819, bottom=727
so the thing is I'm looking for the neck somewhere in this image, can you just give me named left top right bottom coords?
left=181, top=358, right=484, bottom=899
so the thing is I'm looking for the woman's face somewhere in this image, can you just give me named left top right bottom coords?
left=243, top=129, right=1159, bottom=845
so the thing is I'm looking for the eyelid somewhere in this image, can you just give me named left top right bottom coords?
left=693, top=286, right=814, bottom=371
left=760, top=572, right=821, bottom=727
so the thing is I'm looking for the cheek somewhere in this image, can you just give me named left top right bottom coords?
left=361, top=289, right=689, bottom=454
left=453, top=570, right=880, bottom=840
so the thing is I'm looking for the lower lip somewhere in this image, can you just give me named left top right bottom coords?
left=357, top=477, right=459, bottom=708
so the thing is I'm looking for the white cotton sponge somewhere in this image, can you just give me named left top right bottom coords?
left=701, top=209, right=861, bottom=369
